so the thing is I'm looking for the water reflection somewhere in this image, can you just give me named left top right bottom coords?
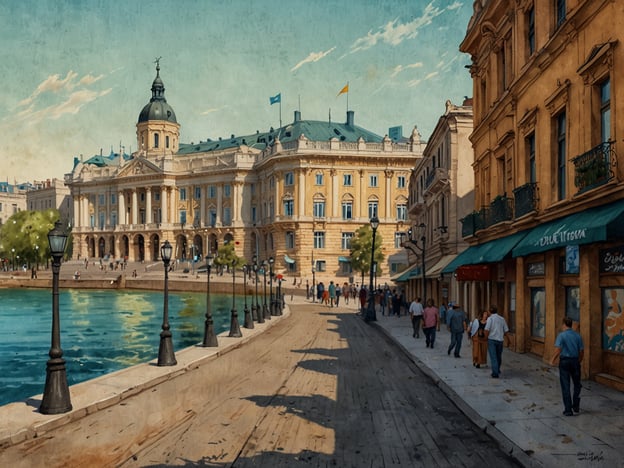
left=0, top=288, right=242, bottom=406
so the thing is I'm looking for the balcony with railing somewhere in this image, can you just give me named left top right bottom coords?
left=513, top=182, right=538, bottom=218
left=572, top=141, right=617, bottom=194
left=487, top=195, right=514, bottom=226
left=461, top=209, right=487, bottom=237
left=423, top=167, right=449, bottom=195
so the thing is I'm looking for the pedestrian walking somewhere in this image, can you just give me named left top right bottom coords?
left=484, top=306, right=509, bottom=378
left=328, top=281, right=336, bottom=307
left=470, top=310, right=490, bottom=368
left=408, top=297, right=424, bottom=338
left=391, top=290, right=402, bottom=317
left=447, top=303, right=467, bottom=357
left=335, top=282, right=341, bottom=306
left=550, top=316, right=584, bottom=416
left=422, top=299, right=439, bottom=348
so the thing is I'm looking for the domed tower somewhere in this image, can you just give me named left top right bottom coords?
left=136, top=59, right=180, bottom=158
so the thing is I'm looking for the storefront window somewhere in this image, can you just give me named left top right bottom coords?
left=531, top=287, right=545, bottom=338
left=602, top=287, right=624, bottom=353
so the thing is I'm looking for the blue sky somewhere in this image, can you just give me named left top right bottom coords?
left=0, top=0, right=473, bottom=183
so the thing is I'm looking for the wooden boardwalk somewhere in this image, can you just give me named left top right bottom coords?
left=122, top=304, right=521, bottom=467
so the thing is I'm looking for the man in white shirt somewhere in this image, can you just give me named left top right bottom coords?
left=484, top=306, right=509, bottom=378
left=409, top=297, right=424, bottom=338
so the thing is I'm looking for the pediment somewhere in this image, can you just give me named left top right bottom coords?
left=117, top=157, right=162, bottom=178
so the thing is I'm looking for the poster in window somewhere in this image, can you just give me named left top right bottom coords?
left=565, top=245, right=579, bottom=274
left=565, top=286, right=580, bottom=325
left=603, top=287, right=624, bottom=352
left=531, top=287, right=545, bottom=338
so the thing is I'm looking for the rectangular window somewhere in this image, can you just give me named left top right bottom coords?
left=341, top=232, right=354, bottom=250
left=223, top=207, right=231, bottom=226
left=224, top=184, right=231, bottom=197
left=602, top=287, right=624, bottom=351
left=194, top=209, right=200, bottom=226
left=313, top=201, right=325, bottom=218
left=283, top=199, right=294, bottom=216
left=556, top=112, right=566, bottom=200
left=154, top=192, right=160, bottom=202
left=315, top=173, right=324, bottom=185
left=343, top=174, right=352, bottom=186
left=250, top=183, right=256, bottom=196
left=165, top=135, right=170, bottom=148
left=209, top=210, right=217, bottom=227
left=179, top=188, right=187, bottom=201
left=251, top=206, right=257, bottom=223
left=395, top=232, right=406, bottom=248
left=154, top=133, right=159, bottom=148
left=194, top=186, right=202, bottom=199
left=99, top=212, right=105, bottom=229
left=179, top=210, right=187, bottom=225
left=342, top=201, right=353, bottom=220
left=340, top=261, right=352, bottom=274
left=556, top=0, right=566, bottom=28
left=111, top=193, right=117, bottom=205
left=284, top=172, right=294, bottom=186
left=368, top=202, right=378, bottom=219
left=140, top=192, right=145, bottom=202
left=98, top=194, right=105, bottom=205
left=209, top=185, right=216, bottom=198
left=369, top=174, right=378, bottom=187
left=397, top=176, right=406, bottom=188
left=527, top=133, right=536, bottom=183
left=286, top=231, right=295, bottom=249
left=600, top=79, right=611, bottom=143
left=396, top=204, right=407, bottom=221
left=111, top=212, right=117, bottom=226
left=314, top=231, right=325, bottom=249
left=527, top=6, right=535, bottom=56
left=315, top=260, right=326, bottom=272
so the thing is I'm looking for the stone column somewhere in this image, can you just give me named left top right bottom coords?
left=131, top=190, right=138, bottom=225
left=118, top=190, right=126, bottom=225
left=200, top=185, right=206, bottom=226
left=161, top=186, right=168, bottom=224
left=331, top=169, right=338, bottom=218
left=73, top=195, right=80, bottom=228
left=216, top=185, right=223, bottom=225
left=145, top=187, right=152, bottom=224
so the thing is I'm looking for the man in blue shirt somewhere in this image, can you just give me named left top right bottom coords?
left=551, top=317, right=584, bottom=416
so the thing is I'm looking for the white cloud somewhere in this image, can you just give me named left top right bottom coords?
left=347, top=1, right=447, bottom=54
left=291, top=47, right=336, bottom=72
left=200, top=107, right=222, bottom=115
left=424, top=71, right=439, bottom=81
left=407, top=78, right=422, bottom=87
left=390, top=62, right=423, bottom=78
left=17, top=88, right=112, bottom=124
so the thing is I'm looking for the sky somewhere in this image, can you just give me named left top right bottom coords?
left=0, top=0, right=474, bottom=183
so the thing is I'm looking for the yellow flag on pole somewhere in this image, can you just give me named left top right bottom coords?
left=337, top=83, right=349, bottom=96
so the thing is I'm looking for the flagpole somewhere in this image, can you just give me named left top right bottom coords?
left=346, top=81, right=349, bottom=113
left=279, top=97, right=282, bottom=128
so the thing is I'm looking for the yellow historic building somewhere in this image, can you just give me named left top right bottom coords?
left=64, top=63, right=425, bottom=285
left=453, top=0, right=624, bottom=388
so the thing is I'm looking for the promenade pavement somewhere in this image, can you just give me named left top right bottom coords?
left=363, top=305, right=624, bottom=468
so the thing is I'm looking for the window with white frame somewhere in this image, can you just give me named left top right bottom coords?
left=342, top=201, right=353, bottom=220
left=223, top=207, right=232, bottom=226
left=194, top=186, right=202, bottom=199
left=369, top=174, right=378, bottom=187
left=179, top=188, right=187, bottom=200
left=285, top=231, right=295, bottom=249
left=396, top=204, right=407, bottom=221
left=224, top=184, right=231, bottom=197
left=343, top=174, right=352, bottom=186
left=284, top=172, right=294, bottom=186
left=368, top=201, right=378, bottom=218
left=283, top=199, right=294, bottom=217
left=314, top=231, right=325, bottom=249
left=341, top=232, right=354, bottom=249
left=315, top=173, right=324, bottom=185
left=313, top=200, right=325, bottom=218
left=397, top=176, right=406, bottom=188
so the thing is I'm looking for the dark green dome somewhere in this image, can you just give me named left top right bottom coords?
left=138, top=62, right=177, bottom=124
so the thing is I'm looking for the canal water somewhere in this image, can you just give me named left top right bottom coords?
left=0, top=288, right=253, bottom=406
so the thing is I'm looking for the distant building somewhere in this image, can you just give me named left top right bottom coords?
left=457, top=0, right=624, bottom=388
left=0, top=182, right=26, bottom=226
left=27, top=178, right=72, bottom=225
left=65, top=63, right=426, bottom=285
left=394, top=99, right=474, bottom=308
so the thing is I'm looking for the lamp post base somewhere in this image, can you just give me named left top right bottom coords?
left=157, top=332, right=177, bottom=366
left=201, top=320, right=219, bottom=347
left=229, top=308, right=242, bottom=337
left=40, top=358, right=72, bottom=414
left=243, top=305, right=254, bottom=329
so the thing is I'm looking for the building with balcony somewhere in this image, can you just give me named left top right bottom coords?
left=393, top=99, right=474, bottom=308
left=26, top=178, right=72, bottom=225
left=64, top=63, right=426, bottom=285
left=450, top=0, right=624, bottom=388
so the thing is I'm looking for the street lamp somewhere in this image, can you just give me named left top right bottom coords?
left=269, top=256, right=275, bottom=315
left=229, top=259, right=242, bottom=337
left=11, top=247, right=15, bottom=271
left=365, top=216, right=379, bottom=322
left=201, top=253, right=218, bottom=347
left=405, top=223, right=427, bottom=306
left=276, top=275, right=283, bottom=315
left=253, top=257, right=264, bottom=324
left=243, top=265, right=254, bottom=329
left=262, top=260, right=271, bottom=320
left=157, top=240, right=177, bottom=366
left=311, top=265, right=316, bottom=302
left=40, top=220, right=72, bottom=414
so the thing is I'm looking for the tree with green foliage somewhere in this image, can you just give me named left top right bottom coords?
left=0, top=209, right=64, bottom=269
left=349, top=223, right=384, bottom=287
left=214, top=241, right=245, bottom=270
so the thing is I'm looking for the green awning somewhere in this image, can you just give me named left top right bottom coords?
left=512, top=200, right=624, bottom=257
left=391, top=263, right=420, bottom=282
left=442, top=231, right=528, bottom=274
left=284, top=254, right=296, bottom=264
left=338, top=256, right=350, bottom=262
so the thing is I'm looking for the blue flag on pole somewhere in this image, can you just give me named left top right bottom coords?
left=270, top=93, right=281, bottom=105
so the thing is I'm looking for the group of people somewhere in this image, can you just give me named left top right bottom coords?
left=407, top=298, right=585, bottom=416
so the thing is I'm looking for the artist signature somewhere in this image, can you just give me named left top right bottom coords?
left=576, top=451, right=604, bottom=462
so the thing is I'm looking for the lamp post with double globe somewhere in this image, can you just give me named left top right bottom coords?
left=158, top=240, right=177, bottom=366
left=253, top=257, right=264, bottom=324
left=40, top=220, right=72, bottom=414
left=269, top=256, right=275, bottom=315
left=201, top=253, right=218, bottom=347
left=262, top=260, right=270, bottom=320
left=311, top=265, right=316, bottom=302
